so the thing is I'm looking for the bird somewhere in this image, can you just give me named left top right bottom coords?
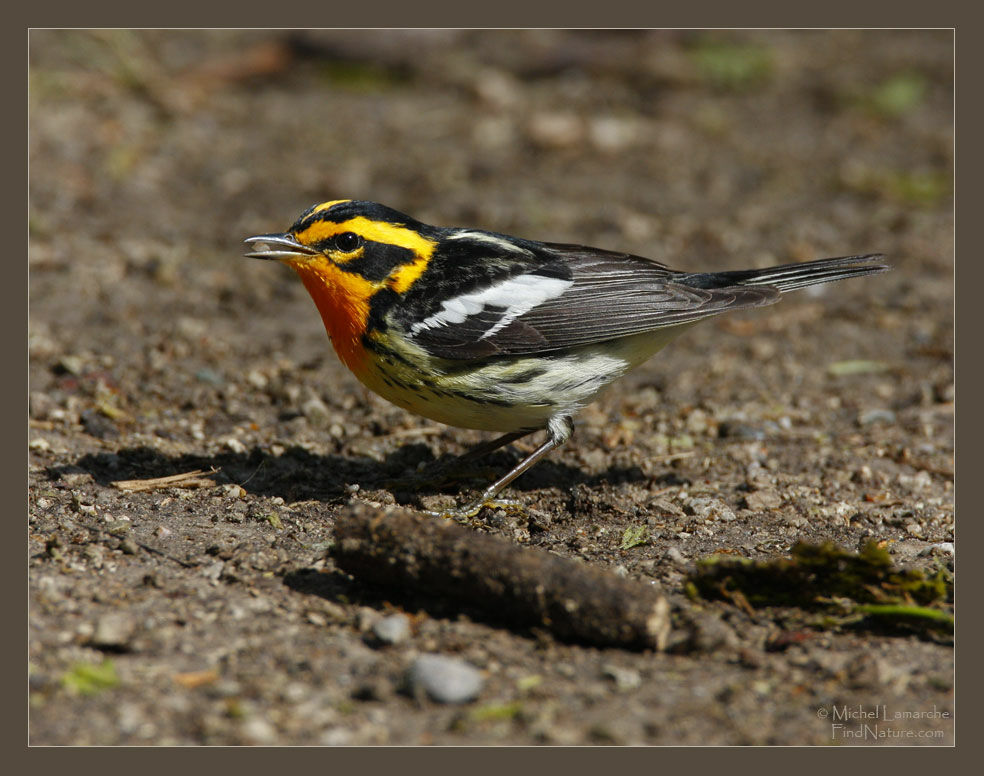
left=245, top=199, right=888, bottom=518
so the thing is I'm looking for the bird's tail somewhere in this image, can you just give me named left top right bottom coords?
left=720, top=254, right=890, bottom=292
left=680, top=254, right=889, bottom=293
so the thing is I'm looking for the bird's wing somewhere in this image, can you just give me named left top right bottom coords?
left=401, top=243, right=780, bottom=360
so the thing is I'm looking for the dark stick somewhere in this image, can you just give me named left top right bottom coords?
left=331, top=504, right=671, bottom=651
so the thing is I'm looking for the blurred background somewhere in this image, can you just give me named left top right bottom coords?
left=30, top=29, right=952, bottom=250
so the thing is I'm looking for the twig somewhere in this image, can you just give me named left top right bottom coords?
left=110, top=468, right=219, bottom=492
left=332, top=504, right=671, bottom=650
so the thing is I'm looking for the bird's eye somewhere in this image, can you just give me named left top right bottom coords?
left=334, top=232, right=362, bottom=253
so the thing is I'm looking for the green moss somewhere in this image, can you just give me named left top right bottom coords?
left=853, top=603, right=953, bottom=627
left=669, top=434, right=695, bottom=451
left=688, top=541, right=952, bottom=634
left=61, top=659, right=119, bottom=695
left=838, top=165, right=951, bottom=207
left=224, top=698, right=246, bottom=719
left=683, top=581, right=701, bottom=601
left=318, top=61, right=408, bottom=92
left=689, top=39, right=773, bottom=91
left=827, top=359, right=892, bottom=377
left=469, top=702, right=524, bottom=722
left=620, top=525, right=649, bottom=550
left=516, top=674, right=542, bottom=693
left=884, top=170, right=951, bottom=206
left=860, top=72, right=928, bottom=118
left=335, top=699, right=357, bottom=716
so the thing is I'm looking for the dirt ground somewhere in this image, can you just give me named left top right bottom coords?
left=28, top=30, right=954, bottom=745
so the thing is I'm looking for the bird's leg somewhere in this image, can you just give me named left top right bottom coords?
left=429, top=415, right=575, bottom=522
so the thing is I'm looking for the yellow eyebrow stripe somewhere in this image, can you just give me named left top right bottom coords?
left=295, top=216, right=438, bottom=261
left=310, top=199, right=352, bottom=214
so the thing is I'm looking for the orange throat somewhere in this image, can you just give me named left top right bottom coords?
left=292, top=262, right=372, bottom=374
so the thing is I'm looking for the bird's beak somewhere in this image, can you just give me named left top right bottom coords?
left=243, top=233, right=319, bottom=262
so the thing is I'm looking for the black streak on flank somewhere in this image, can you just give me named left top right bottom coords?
left=500, top=367, right=549, bottom=384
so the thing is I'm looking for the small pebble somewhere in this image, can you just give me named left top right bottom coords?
left=719, top=421, right=766, bottom=440
left=663, top=546, right=688, bottom=566
left=320, top=728, right=353, bottom=746
left=195, top=368, right=224, bottom=385
left=858, top=408, right=897, bottom=426
left=246, top=370, right=268, bottom=389
left=223, top=437, right=247, bottom=454
left=685, top=497, right=737, bottom=522
left=686, top=612, right=739, bottom=654
left=745, top=463, right=773, bottom=490
left=527, top=112, right=583, bottom=149
left=118, top=537, right=140, bottom=555
left=601, top=664, right=642, bottom=690
left=373, top=613, right=411, bottom=645
left=91, top=612, right=137, bottom=648
left=61, top=470, right=92, bottom=486
left=81, top=410, right=119, bottom=440
left=222, top=484, right=246, bottom=499
left=240, top=717, right=277, bottom=745
left=302, top=397, right=331, bottom=428
left=407, top=654, right=484, bottom=704
left=743, top=490, right=783, bottom=511
left=473, top=68, right=521, bottom=108
left=588, top=116, right=638, bottom=153
left=30, top=391, right=56, bottom=420
left=685, top=409, right=709, bottom=434
left=55, top=355, right=84, bottom=375
left=782, top=513, right=807, bottom=528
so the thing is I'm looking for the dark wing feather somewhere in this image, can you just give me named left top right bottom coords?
left=514, top=245, right=780, bottom=349
left=404, top=243, right=780, bottom=360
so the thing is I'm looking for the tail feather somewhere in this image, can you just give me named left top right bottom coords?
left=681, top=254, right=890, bottom=293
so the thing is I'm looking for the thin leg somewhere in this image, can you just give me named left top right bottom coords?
left=429, top=415, right=575, bottom=521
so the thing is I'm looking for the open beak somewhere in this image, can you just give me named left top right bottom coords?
left=243, top=233, right=319, bottom=261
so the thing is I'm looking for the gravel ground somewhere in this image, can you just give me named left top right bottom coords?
left=29, top=29, right=953, bottom=746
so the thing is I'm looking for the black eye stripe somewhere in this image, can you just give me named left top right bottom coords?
left=337, top=241, right=416, bottom=282
left=308, top=235, right=415, bottom=282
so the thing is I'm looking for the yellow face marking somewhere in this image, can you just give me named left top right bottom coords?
left=388, top=252, right=430, bottom=294
left=293, top=216, right=437, bottom=263
left=334, top=245, right=365, bottom=262
left=310, top=199, right=352, bottom=214
left=283, top=209, right=440, bottom=371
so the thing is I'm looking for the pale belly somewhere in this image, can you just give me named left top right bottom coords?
left=353, top=326, right=693, bottom=433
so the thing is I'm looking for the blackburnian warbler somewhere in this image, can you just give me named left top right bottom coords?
left=245, top=200, right=888, bottom=518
